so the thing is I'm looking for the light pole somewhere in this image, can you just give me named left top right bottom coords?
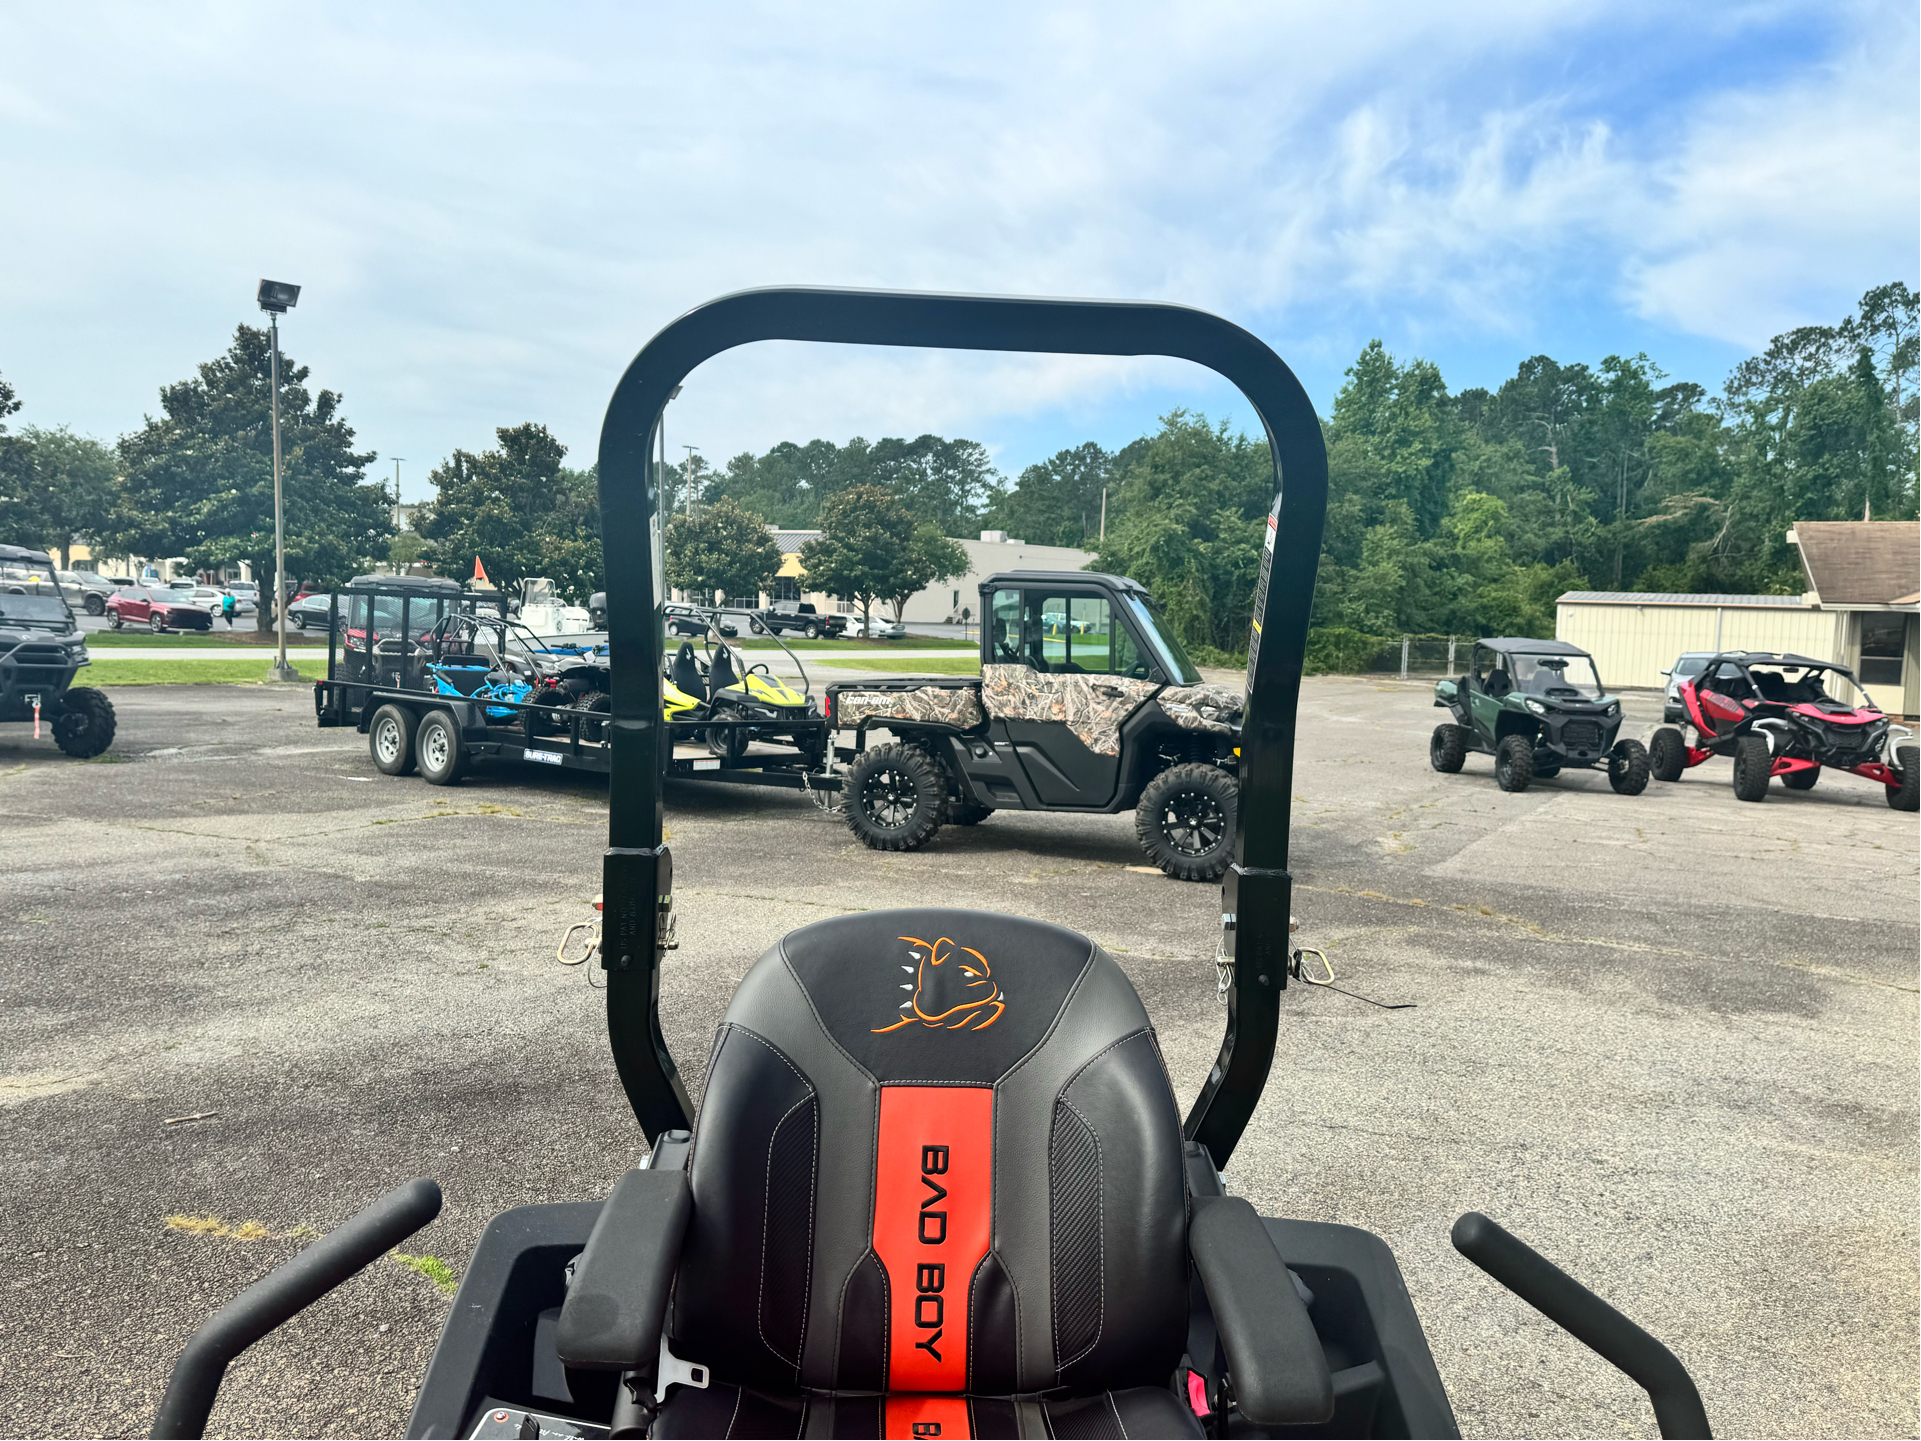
left=257, top=279, right=301, bottom=683
left=682, top=445, right=701, bottom=519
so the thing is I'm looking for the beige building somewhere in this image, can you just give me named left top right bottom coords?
left=1556, top=521, right=1919, bottom=716
left=682, top=529, right=1098, bottom=625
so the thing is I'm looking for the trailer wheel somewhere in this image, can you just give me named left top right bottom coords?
left=1136, top=762, right=1236, bottom=881
left=1732, top=734, right=1771, bottom=802
left=51, top=687, right=115, bottom=759
left=1649, top=727, right=1687, bottom=782
left=369, top=704, right=418, bottom=776
left=843, top=742, right=944, bottom=851
left=1888, top=745, right=1918, bottom=812
left=416, top=710, right=467, bottom=785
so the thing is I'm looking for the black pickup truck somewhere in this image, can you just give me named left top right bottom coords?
left=749, top=600, right=847, bottom=639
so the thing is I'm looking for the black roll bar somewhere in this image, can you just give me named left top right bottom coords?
left=594, top=287, right=1328, bottom=1162
left=1452, top=1212, right=1712, bottom=1439
left=150, top=1179, right=443, bottom=1439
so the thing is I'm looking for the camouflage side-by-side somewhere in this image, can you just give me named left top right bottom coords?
left=1155, top=682, right=1244, bottom=735
left=980, top=665, right=1161, bottom=755
left=833, top=685, right=987, bottom=730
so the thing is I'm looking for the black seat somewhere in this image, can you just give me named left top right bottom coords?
left=708, top=645, right=739, bottom=693
left=556, top=908, right=1339, bottom=1438
left=671, top=642, right=706, bottom=702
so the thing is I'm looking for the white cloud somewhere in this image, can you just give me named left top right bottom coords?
left=0, top=1, right=1912, bottom=484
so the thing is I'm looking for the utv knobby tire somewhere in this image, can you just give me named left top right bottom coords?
left=369, top=704, right=418, bottom=776
left=1136, top=763, right=1237, bottom=882
left=1494, top=735, right=1534, bottom=793
left=1732, top=735, right=1771, bottom=802
left=1429, top=723, right=1467, bottom=773
left=416, top=710, right=468, bottom=786
left=1607, top=738, right=1650, bottom=795
left=1649, top=727, right=1688, bottom=782
left=843, top=743, right=944, bottom=852
left=1888, top=745, right=1919, bottom=812
left=1781, top=765, right=1820, bottom=791
left=51, top=688, right=115, bottom=759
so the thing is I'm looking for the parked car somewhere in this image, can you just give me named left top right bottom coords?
left=845, top=615, right=907, bottom=640
left=662, top=602, right=736, bottom=638
left=106, top=586, right=215, bottom=632
left=1661, top=652, right=1715, bottom=723
left=56, top=570, right=117, bottom=615
left=1, top=563, right=60, bottom=597
left=748, top=600, right=847, bottom=639
left=286, top=592, right=339, bottom=630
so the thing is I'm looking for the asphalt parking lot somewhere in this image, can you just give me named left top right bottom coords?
left=2, top=677, right=1915, bottom=1439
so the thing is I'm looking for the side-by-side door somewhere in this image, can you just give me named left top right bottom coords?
left=978, top=586, right=1161, bottom=807
left=1465, top=645, right=1506, bottom=740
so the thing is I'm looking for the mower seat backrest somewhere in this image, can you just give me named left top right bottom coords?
left=670, top=907, right=1188, bottom=1401
left=671, top=642, right=706, bottom=702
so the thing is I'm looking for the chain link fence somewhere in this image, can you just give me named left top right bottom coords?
left=1305, top=629, right=1470, bottom=677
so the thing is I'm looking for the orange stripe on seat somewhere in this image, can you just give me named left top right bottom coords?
left=883, top=1393, right=973, bottom=1439
left=873, top=1086, right=993, bottom=1392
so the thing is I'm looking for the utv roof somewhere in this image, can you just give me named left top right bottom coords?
left=0, top=543, right=54, bottom=566
left=1712, top=650, right=1841, bottom=670
left=979, top=570, right=1150, bottom=594
left=1478, top=637, right=1591, bottom=656
left=344, top=574, right=463, bottom=593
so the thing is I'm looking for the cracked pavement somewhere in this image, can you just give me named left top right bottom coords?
left=1, top=677, right=1914, bottom=1438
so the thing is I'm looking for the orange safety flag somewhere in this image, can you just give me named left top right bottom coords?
left=473, top=557, right=490, bottom=585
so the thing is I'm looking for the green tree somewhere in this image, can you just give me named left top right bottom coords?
left=18, top=426, right=116, bottom=568
left=537, top=464, right=605, bottom=606
left=663, top=495, right=781, bottom=605
left=979, top=440, right=1128, bottom=546
left=0, top=373, right=40, bottom=542
left=885, top=524, right=970, bottom=622
left=417, top=423, right=578, bottom=603
left=798, top=484, right=918, bottom=632
left=1090, top=411, right=1273, bottom=653
left=109, top=326, right=391, bottom=630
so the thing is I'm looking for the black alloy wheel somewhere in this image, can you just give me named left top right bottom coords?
left=1135, top=762, right=1238, bottom=881
left=1494, top=734, right=1534, bottom=793
left=842, top=742, right=944, bottom=851
left=1429, top=723, right=1466, bottom=773
left=1887, top=744, right=1918, bottom=812
left=1649, top=727, right=1688, bottom=782
left=1731, top=734, right=1772, bottom=802
left=51, top=688, right=115, bottom=759
left=1607, top=738, right=1650, bottom=795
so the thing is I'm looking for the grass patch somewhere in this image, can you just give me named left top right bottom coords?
left=392, top=1250, right=460, bottom=1294
left=731, top=634, right=975, bottom=651
left=828, top=657, right=982, bottom=675
left=165, top=1213, right=279, bottom=1241
left=86, top=631, right=327, bottom=648
left=89, top=658, right=328, bottom=685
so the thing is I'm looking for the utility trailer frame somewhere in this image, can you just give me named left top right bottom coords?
left=311, top=583, right=837, bottom=787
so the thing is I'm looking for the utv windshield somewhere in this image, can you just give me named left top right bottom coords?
left=1511, top=653, right=1604, bottom=699
left=0, top=594, right=74, bottom=626
left=1124, top=595, right=1202, bottom=685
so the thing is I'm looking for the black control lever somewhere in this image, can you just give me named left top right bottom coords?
left=151, top=1179, right=444, bottom=1439
left=1451, top=1212, right=1711, bottom=1440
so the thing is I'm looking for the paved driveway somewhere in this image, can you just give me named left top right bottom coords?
left=1, top=678, right=1913, bottom=1437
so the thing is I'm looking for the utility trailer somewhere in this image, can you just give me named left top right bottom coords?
left=312, top=574, right=835, bottom=790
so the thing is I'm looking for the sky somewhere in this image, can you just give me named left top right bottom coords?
left=1, top=2, right=1915, bottom=502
